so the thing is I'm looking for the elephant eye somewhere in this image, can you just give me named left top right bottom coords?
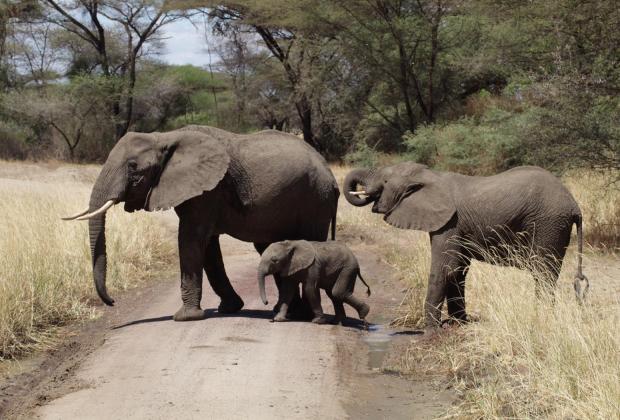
left=128, top=160, right=138, bottom=170
left=271, top=256, right=278, bottom=262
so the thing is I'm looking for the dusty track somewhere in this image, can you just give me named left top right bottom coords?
left=1, top=231, right=453, bottom=420
left=0, top=162, right=453, bottom=419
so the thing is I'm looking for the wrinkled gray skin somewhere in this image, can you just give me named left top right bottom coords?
left=83, top=125, right=339, bottom=321
left=344, top=162, right=588, bottom=327
left=257, top=240, right=371, bottom=324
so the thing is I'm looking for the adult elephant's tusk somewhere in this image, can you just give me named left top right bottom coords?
left=349, top=191, right=367, bottom=196
left=75, top=200, right=115, bottom=221
left=61, top=208, right=90, bottom=220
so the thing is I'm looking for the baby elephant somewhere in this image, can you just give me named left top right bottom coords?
left=257, top=240, right=371, bottom=324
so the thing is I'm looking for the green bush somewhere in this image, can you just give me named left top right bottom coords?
left=403, top=106, right=538, bottom=175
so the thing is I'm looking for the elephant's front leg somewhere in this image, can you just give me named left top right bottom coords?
left=173, top=220, right=208, bottom=322
left=273, top=281, right=297, bottom=322
left=204, top=236, right=244, bottom=314
left=424, top=268, right=447, bottom=327
left=303, top=282, right=327, bottom=324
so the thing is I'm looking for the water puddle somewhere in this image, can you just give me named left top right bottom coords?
left=363, top=324, right=393, bottom=370
left=362, top=324, right=424, bottom=370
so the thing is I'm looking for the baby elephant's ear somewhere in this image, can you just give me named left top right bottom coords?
left=283, top=241, right=316, bottom=276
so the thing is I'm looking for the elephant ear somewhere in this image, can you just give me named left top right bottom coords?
left=147, top=132, right=230, bottom=211
left=282, top=241, right=316, bottom=276
left=384, top=168, right=455, bottom=232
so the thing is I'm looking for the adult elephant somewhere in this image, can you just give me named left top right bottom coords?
left=64, top=125, right=339, bottom=321
left=343, top=162, right=588, bottom=327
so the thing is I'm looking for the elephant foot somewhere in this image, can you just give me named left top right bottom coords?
left=357, top=303, right=370, bottom=320
left=332, top=316, right=344, bottom=325
left=442, top=315, right=469, bottom=328
left=218, top=294, right=244, bottom=314
left=273, top=314, right=288, bottom=322
left=312, top=316, right=329, bottom=324
left=173, top=306, right=205, bottom=322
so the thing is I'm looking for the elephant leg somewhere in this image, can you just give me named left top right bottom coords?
left=445, top=262, right=469, bottom=323
left=303, top=282, right=327, bottom=324
left=204, top=236, right=244, bottom=314
left=173, top=219, right=208, bottom=322
left=425, top=228, right=461, bottom=327
left=531, top=226, right=569, bottom=301
left=533, top=257, right=561, bottom=301
left=254, top=242, right=312, bottom=320
left=273, top=281, right=298, bottom=322
left=333, top=268, right=369, bottom=321
left=326, top=290, right=346, bottom=325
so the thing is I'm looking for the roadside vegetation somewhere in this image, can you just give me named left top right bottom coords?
left=0, top=169, right=175, bottom=360
left=333, top=165, right=620, bottom=419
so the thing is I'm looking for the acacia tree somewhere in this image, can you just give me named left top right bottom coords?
left=42, top=0, right=183, bottom=139
left=207, top=3, right=320, bottom=148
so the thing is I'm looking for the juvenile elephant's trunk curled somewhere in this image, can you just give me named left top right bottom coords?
left=343, top=168, right=374, bottom=207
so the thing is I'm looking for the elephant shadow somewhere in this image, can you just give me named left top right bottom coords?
left=112, top=308, right=274, bottom=330
left=112, top=310, right=368, bottom=330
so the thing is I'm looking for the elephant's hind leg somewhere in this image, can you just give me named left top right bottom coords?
left=332, top=268, right=369, bottom=321
left=204, top=236, right=244, bottom=314
left=326, top=290, right=346, bottom=325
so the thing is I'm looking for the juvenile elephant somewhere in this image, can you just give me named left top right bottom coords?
left=63, top=125, right=339, bottom=321
left=344, top=162, right=588, bottom=327
left=257, top=240, right=371, bottom=324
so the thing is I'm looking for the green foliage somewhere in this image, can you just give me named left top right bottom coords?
left=403, top=107, right=538, bottom=175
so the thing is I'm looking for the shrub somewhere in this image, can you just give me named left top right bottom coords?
left=403, top=107, right=538, bottom=175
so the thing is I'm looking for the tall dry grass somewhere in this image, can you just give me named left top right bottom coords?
left=0, top=179, right=175, bottom=359
left=565, top=170, right=620, bottom=251
left=332, top=164, right=620, bottom=418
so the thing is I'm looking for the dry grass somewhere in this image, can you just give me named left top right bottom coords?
left=0, top=176, right=175, bottom=360
left=332, top=164, right=620, bottom=419
left=564, top=170, right=620, bottom=251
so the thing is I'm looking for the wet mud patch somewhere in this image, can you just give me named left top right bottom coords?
left=336, top=246, right=455, bottom=419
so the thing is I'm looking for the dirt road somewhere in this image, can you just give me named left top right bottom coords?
left=0, top=162, right=453, bottom=419
left=6, top=233, right=451, bottom=420
left=31, top=236, right=350, bottom=419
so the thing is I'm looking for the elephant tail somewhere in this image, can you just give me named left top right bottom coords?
left=357, top=269, right=371, bottom=297
left=573, top=213, right=589, bottom=303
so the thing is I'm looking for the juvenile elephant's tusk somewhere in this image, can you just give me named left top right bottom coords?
left=349, top=191, right=368, bottom=196
left=75, top=200, right=115, bottom=221
left=61, top=208, right=90, bottom=221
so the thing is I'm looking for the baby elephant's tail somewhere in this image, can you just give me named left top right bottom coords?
left=357, top=269, right=371, bottom=297
left=573, top=213, right=589, bottom=303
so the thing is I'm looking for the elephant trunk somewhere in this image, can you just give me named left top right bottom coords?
left=88, top=163, right=127, bottom=306
left=343, top=168, right=374, bottom=206
left=257, top=264, right=270, bottom=305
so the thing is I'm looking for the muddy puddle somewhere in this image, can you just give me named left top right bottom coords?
left=362, top=324, right=424, bottom=370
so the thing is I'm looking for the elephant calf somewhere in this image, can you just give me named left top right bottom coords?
left=257, top=240, right=371, bottom=324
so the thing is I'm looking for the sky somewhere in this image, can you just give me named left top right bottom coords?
left=160, top=19, right=215, bottom=67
